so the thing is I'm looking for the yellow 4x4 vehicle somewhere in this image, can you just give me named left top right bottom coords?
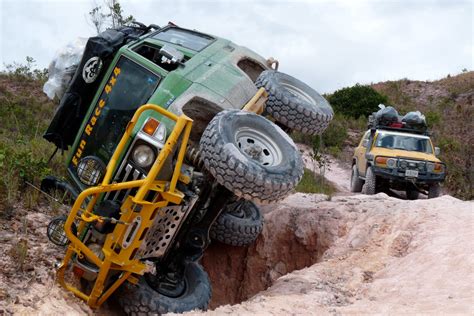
left=351, top=128, right=446, bottom=199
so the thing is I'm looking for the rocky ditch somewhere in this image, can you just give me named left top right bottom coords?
left=202, top=193, right=338, bottom=308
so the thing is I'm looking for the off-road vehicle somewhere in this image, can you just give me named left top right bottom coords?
left=351, top=106, right=445, bottom=199
left=42, top=23, right=333, bottom=314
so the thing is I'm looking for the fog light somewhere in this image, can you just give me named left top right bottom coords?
left=400, top=160, right=408, bottom=169
left=77, top=156, right=106, bottom=186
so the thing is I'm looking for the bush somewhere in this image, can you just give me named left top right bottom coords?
left=328, top=84, right=388, bottom=118
left=425, top=110, right=441, bottom=128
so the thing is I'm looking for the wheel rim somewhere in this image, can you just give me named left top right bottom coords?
left=146, top=272, right=187, bottom=298
left=228, top=201, right=256, bottom=219
left=281, top=81, right=316, bottom=106
left=235, top=127, right=283, bottom=166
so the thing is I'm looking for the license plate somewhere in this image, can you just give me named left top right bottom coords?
left=405, top=169, right=419, bottom=177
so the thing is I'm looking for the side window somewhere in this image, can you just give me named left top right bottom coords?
left=134, top=44, right=188, bottom=72
left=361, top=131, right=370, bottom=148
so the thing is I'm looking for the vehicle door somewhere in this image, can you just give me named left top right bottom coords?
left=356, top=131, right=370, bottom=176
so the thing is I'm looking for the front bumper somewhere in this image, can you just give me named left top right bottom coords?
left=372, top=166, right=445, bottom=185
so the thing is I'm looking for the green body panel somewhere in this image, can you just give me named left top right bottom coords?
left=66, top=26, right=268, bottom=191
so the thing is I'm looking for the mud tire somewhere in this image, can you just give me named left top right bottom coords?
left=428, top=183, right=441, bottom=199
left=364, top=166, right=377, bottom=195
left=255, top=70, right=333, bottom=135
left=117, top=262, right=211, bottom=315
left=406, top=187, right=420, bottom=200
left=200, top=110, right=303, bottom=204
left=210, top=199, right=263, bottom=246
left=350, top=165, right=364, bottom=193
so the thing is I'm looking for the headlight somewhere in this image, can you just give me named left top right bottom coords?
left=77, top=156, right=106, bottom=186
left=426, top=162, right=435, bottom=172
left=386, top=158, right=397, bottom=168
left=132, top=144, right=155, bottom=169
left=418, top=162, right=425, bottom=171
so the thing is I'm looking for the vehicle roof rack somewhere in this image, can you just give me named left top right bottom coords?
left=373, top=125, right=430, bottom=136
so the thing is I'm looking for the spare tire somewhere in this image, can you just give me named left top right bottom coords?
left=200, top=110, right=303, bottom=204
left=256, top=70, right=333, bottom=135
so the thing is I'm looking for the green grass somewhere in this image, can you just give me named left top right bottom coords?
left=0, top=61, right=66, bottom=215
left=295, top=168, right=336, bottom=196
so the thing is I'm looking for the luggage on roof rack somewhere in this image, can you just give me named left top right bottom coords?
left=368, top=105, right=429, bottom=135
left=402, top=111, right=427, bottom=131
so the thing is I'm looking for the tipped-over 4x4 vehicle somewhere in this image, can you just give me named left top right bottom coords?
left=41, top=23, right=333, bottom=314
left=351, top=106, right=445, bottom=199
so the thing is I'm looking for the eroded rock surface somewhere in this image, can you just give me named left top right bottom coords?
left=193, top=194, right=474, bottom=315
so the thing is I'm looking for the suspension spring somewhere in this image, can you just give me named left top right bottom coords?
left=185, top=146, right=204, bottom=170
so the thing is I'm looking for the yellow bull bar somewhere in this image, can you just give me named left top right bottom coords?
left=57, top=104, right=193, bottom=308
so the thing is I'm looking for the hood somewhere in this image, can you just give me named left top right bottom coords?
left=372, top=147, right=441, bottom=162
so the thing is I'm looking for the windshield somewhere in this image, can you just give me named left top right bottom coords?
left=375, top=132, right=433, bottom=153
left=152, top=28, right=214, bottom=51
left=69, top=56, right=160, bottom=175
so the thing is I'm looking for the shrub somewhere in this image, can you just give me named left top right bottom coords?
left=425, top=110, right=441, bottom=128
left=328, top=84, right=388, bottom=118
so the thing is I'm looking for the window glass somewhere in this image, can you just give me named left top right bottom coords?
left=152, top=28, right=214, bottom=51
left=71, top=56, right=160, bottom=171
left=375, top=133, right=433, bottom=153
left=361, top=131, right=370, bottom=147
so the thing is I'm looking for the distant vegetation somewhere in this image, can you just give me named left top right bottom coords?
left=328, top=84, right=388, bottom=119
left=0, top=58, right=63, bottom=215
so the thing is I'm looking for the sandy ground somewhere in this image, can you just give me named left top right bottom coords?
left=187, top=194, right=474, bottom=315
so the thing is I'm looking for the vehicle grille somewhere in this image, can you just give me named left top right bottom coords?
left=104, top=163, right=145, bottom=202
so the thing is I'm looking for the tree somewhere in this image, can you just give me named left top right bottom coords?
left=328, top=84, right=388, bottom=119
left=89, top=0, right=135, bottom=34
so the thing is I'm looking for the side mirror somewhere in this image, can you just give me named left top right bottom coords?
left=435, top=147, right=441, bottom=156
left=362, top=139, right=369, bottom=148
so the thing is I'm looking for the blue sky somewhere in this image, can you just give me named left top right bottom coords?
left=1, top=0, right=472, bottom=93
